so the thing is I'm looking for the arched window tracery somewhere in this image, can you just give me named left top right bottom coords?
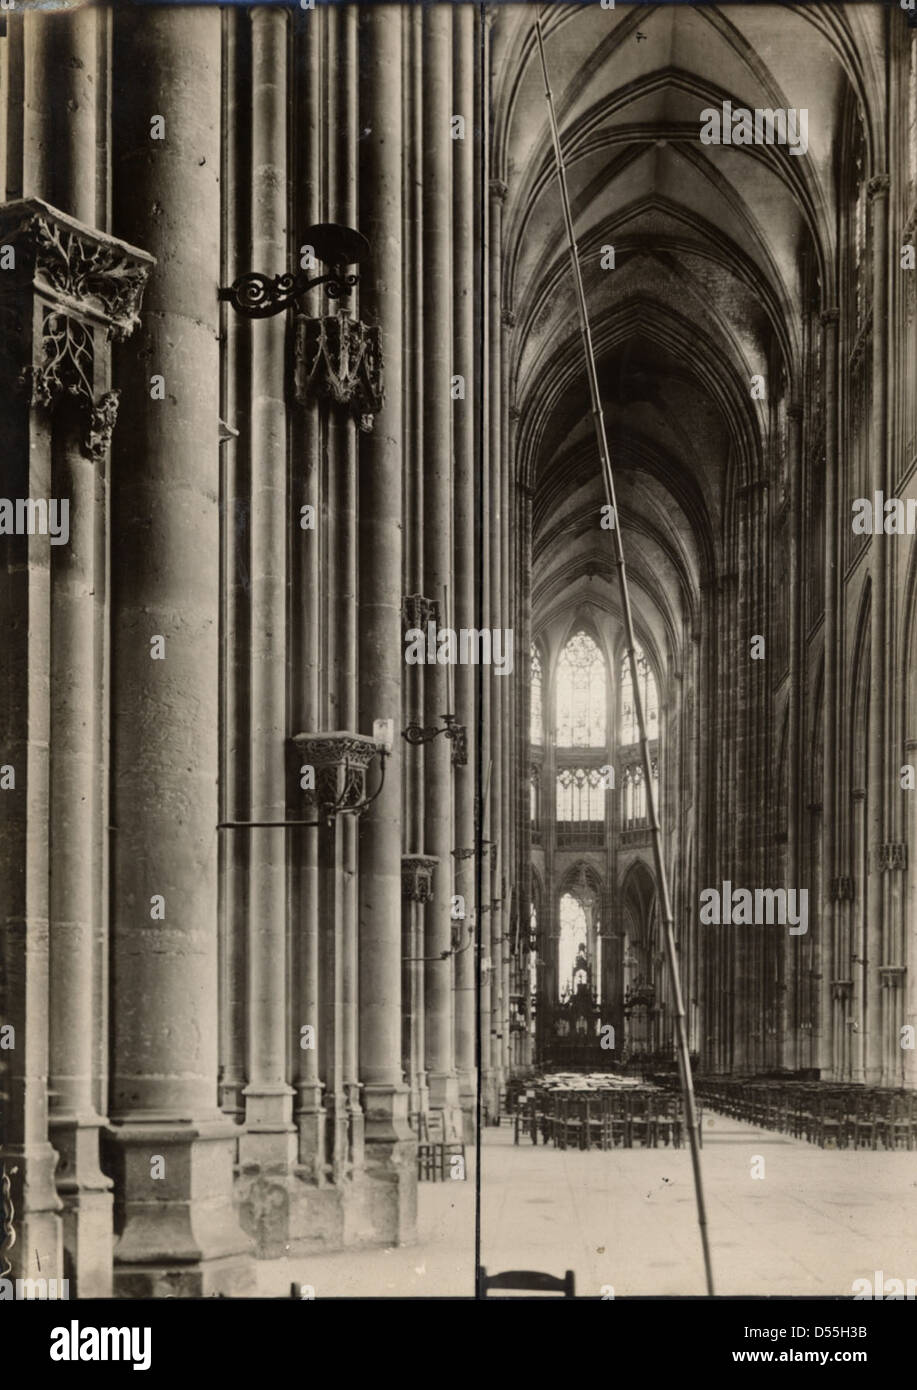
left=619, top=645, right=658, bottom=745
left=530, top=645, right=543, bottom=746
left=555, top=631, right=606, bottom=747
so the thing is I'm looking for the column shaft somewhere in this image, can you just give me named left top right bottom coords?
left=109, top=6, right=252, bottom=1295
left=357, top=1, right=416, bottom=1240
left=421, top=3, right=459, bottom=1127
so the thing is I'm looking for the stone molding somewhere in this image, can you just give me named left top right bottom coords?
left=293, top=313, right=383, bottom=431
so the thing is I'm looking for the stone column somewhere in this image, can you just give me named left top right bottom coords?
left=0, top=199, right=152, bottom=1288
left=819, top=307, right=840, bottom=1076
left=401, top=857, right=436, bottom=1117
left=238, top=5, right=297, bottom=1187
left=488, top=176, right=506, bottom=1108
left=20, top=7, right=112, bottom=1296
left=866, top=173, right=890, bottom=1084
left=356, top=0, right=416, bottom=1242
left=422, top=3, right=460, bottom=1132
left=108, top=7, right=253, bottom=1295
left=23, top=8, right=98, bottom=227
left=782, top=403, right=804, bottom=1067
left=20, top=1, right=106, bottom=1299
left=290, top=5, right=324, bottom=1178
left=452, top=1, right=477, bottom=1131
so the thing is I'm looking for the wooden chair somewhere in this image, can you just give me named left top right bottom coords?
left=628, top=1090, right=652, bottom=1148
left=600, top=1090, right=629, bottom=1149
left=478, top=1266, right=575, bottom=1298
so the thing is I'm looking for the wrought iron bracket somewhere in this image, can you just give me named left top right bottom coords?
left=219, top=269, right=358, bottom=319
left=401, top=712, right=467, bottom=766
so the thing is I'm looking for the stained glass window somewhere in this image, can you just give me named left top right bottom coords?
left=558, top=893, right=587, bottom=999
left=556, top=766, right=605, bottom=822
left=556, top=631, right=605, bottom=746
left=619, top=645, right=658, bottom=744
left=530, top=646, right=543, bottom=745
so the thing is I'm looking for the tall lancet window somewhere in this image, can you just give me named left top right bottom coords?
left=619, top=645, right=658, bottom=745
left=555, top=631, right=606, bottom=747
left=530, top=645, right=543, bottom=745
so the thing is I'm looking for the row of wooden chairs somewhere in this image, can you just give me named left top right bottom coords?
left=695, top=1078, right=917, bottom=1149
left=410, top=1110, right=467, bottom=1180
left=514, top=1087, right=696, bottom=1151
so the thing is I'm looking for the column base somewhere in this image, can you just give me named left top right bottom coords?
left=49, top=1111, right=113, bottom=1296
left=0, top=1141, right=64, bottom=1282
left=426, top=1070, right=464, bottom=1140
left=104, top=1116, right=255, bottom=1298
left=456, top=1067, right=477, bottom=1141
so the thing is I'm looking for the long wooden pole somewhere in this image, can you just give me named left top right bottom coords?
left=534, top=8, right=715, bottom=1296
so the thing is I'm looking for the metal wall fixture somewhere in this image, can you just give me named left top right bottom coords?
left=218, top=222, right=369, bottom=319
left=401, top=710, right=468, bottom=766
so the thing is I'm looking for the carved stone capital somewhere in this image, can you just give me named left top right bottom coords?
left=293, top=313, right=383, bottom=431
left=867, top=173, right=890, bottom=201
left=291, top=731, right=381, bottom=813
left=830, top=978, right=853, bottom=1002
left=0, top=199, right=152, bottom=461
left=402, top=594, right=440, bottom=633
left=870, top=842, right=907, bottom=873
left=401, top=854, right=438, bottom=902
left=820, top=307, right=840, bottom=327
left=878, top=965, right=906, bottom=990
left=489, top=178, right=508, bottom=204
left=0, top=198, right=154, bottom=337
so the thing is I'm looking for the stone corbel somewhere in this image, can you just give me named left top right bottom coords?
left=293, top=313, right=383, bottom=432
left=401, top=854, right=438, bottom=903
left=0, top=198, right=154, bottom=462
left=878, top=965, right=906, bottom=991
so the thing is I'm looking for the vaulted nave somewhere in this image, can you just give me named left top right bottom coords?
left=1, top=0, right=916, bottom=1300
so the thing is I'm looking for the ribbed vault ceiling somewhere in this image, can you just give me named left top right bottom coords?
left=493, top=1, right=878, bottom=677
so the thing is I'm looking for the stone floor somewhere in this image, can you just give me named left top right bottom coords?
left=256, top=1113, right=917, bottom=1298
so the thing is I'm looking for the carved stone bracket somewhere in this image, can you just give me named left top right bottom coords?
left=878, top=965, right=906, bottom=991
left=867, top=173, right=890, bottom=201
left=830, top=979, right=853, bottom=1003
left=0, top=198, right=153, bottom=461
left=870, top=842, right=907, bottom=873
left=829, top=876, right=855, bottom=901
left=401, top=854, right=438, bottom=903
left=293, top=313, right=383, bottom=432
left=292, top=731, right=381, bottom=815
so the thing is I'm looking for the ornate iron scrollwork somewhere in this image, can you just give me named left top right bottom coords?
left=219, top=269, right=358, bottom=319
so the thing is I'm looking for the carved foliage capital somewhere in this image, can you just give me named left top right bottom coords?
left=0, top=198, right=154, bottom=338
left=0, top=200, right=152, bottom=462
left=292, top=731, right=380, bottom=812
left=402, top=594, right=440, bottom=633
left=293, top=314, right=383, bottom=431
left=402, top=854, right=438, bottom=902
